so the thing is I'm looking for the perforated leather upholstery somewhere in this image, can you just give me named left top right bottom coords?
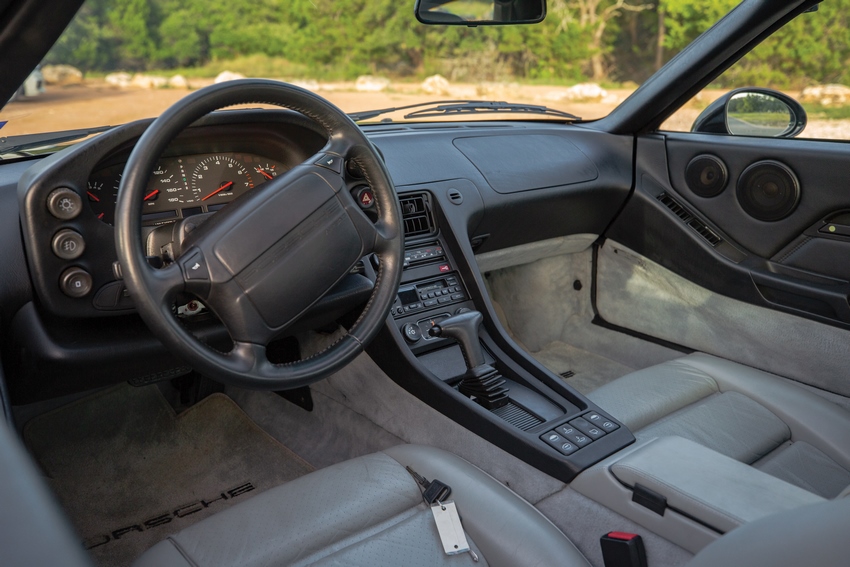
left=589, top=353, right=850, bottom=498
left=133, top=444, right=590, bottom=567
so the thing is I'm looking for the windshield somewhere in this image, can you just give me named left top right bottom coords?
left=0, top=0, right=765, bottom=140
left=0, top=0, right=678, bottom=138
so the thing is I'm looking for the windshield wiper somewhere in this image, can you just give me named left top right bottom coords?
left=0, top=126, right=113, bottom=157
left=348, top=100, right=579, bottom=122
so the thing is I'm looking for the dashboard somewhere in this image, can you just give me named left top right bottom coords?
left=5, top=109, right=630, bottom=405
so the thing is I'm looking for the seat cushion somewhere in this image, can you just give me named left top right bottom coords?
left=133, top=444, right=589, bottom=567
left=588, top=353, right=850, bottom=498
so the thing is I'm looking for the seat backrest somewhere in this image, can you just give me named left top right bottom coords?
left=686, top=498, right=850, bottom=567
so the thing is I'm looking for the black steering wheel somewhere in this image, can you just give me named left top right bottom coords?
left=115, top=79, right=403, bottom=390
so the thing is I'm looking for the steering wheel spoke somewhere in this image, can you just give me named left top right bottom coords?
left=146, top=262, right=186, bottom=306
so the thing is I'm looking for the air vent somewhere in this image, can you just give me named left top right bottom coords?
left=400, top=193, right=435, bottom=238
left=658, top=192, right=692, bottom=222
left=491, top=402, right=544, bottom=431
left=687, top=218, right=722, bottom=246
left=559, top=370, right=575, bottom=379
left=657, top=193, right=723, bottom=248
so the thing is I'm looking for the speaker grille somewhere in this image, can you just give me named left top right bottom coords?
left=685, top=155, right=728, bottom=198
left=736, top=161, right=800, bottom=221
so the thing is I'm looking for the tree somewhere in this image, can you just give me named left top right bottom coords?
left=548, top=0, right=652, bottom=80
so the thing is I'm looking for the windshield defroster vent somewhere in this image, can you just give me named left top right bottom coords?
left=657, top=192, right=723, bottom=248
left=400, top=193, right=436, bottom=238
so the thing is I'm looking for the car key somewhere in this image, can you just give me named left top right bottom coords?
left=406, top=466, right=452, bottom=504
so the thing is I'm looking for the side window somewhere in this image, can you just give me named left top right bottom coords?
left=662, top=3, right=850, bottom=141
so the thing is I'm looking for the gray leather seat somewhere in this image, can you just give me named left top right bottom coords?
left=588, top=353, right=850, bottom=498
left=133, top=444, right=590, bottom=567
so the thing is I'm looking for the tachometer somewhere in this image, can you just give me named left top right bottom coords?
left=191, top=155, right=254, bottom=205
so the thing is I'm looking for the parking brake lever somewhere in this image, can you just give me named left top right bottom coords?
left=429, top=311, right=509, bottom=409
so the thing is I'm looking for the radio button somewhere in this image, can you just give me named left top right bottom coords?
left=451, top=293, right=465, bottom=301
left=424, top=299, right=438, bottom=307
left=438, top=297, right=451, bottom=304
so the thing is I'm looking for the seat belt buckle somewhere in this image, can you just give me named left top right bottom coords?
left=600, top=532, right=648, bottom=567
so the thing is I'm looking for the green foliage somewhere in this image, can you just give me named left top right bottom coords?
left=41, top=0, right=850, bottom=89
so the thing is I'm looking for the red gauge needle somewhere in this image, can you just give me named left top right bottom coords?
left=256, top=169, right=274, bottom=180
left=143, top=189, right=160, bottom=201
left=86, top=191, right=100, bottom=202
left=202, top=181, right=233, bottom=201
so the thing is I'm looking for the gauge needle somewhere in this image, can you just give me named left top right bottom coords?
left=86, top=191, right=100, bottom=202
left=202, top=181, right=233, bottom=201
left=256, top=169, right=274, bottom=180
left=143, top=189, right=160, bottom=201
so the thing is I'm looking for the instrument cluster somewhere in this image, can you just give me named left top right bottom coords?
left=86, top=151, right=285, bottom=225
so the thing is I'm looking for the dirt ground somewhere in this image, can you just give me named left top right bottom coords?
left=0, top=79, right=845, bottom=140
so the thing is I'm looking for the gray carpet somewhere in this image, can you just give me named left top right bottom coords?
left=485, top=250, right=680, bottom=393
left=24, top=384, right=314, bottom=567
left=531, top=340, right=636, bottom=394
left=227, top=386, right=404, bottom=470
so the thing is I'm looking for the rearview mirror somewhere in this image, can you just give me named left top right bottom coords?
left=415, top=0, right=546, bottom=25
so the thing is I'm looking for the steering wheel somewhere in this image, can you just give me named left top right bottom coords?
left=115, top=79, right=403, bottom=390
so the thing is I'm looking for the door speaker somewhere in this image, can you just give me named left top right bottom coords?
left=736, top=160, right=800, bottom=221
left=685, top=155, right=728, bottom=197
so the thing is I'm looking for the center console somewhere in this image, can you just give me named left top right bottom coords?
left=368, top=184, right=635, bottom=484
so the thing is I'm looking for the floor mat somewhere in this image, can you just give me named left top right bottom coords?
left=532, top=340, right=636, bottom=394
left=24, top=384, right=314, bottom=567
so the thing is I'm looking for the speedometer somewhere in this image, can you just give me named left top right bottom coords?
left=191, top=155, right=254, bottom=205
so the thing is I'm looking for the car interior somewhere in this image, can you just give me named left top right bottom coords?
left=2, top=0, right=850, bottom=566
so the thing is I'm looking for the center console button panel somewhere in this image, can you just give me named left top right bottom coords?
left=540, top=410, right=619, bottom=456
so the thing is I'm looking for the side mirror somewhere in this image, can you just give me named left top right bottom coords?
left=691, top=88, right=807, bottom=138
left=415, top=0, right=546, bottom=25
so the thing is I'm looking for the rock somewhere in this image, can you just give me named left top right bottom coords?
left=542, top=83, right=608, bottom=103
left=800, top=84, right=850, bottom=106
left=422, top=74, right=450, bottom=96
left=42, top=64, right=83, bottom=85
left=214, top=71, right=245, bottom=84
left=105, top=72, right=132, bottom=88
left=291, top=79, right=320, bottom=91
left=476, top=82, right=520, bottom=97
left=565, top=83, right=607, bottom=101
left=168, top=75, right=189, bottom=89
left=355, top=75, right=390, bottom=93
left=131, top=74, right=168, bottom=89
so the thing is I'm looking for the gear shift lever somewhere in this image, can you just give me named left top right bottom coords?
left=429, top=311, right=510, bottom=409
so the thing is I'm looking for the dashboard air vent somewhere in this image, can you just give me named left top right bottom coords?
left=657, top=193, right=723, bottom=248
left=400, top=194, right=435, bottom=237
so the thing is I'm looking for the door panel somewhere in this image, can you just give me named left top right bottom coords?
left=665, top=133, right=850, bottom=259
left=600, top=134, right=850, bottom=393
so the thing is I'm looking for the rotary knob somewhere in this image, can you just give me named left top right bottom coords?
left=402, top=323, right=422, bottom=343
left=47, top=187, right=83, bottom=220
